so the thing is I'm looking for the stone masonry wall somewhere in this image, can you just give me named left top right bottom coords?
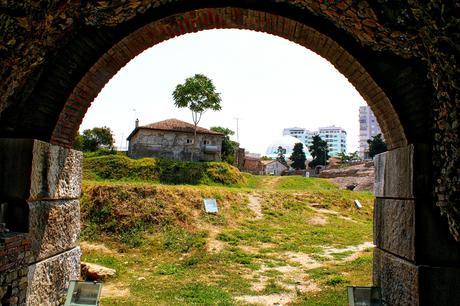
left=0, top=139, right=82, bottom=305
left=0, top=1, right=457, bottom=241
left=0, top=233, right=31, bottom=305
left=129, top=129, right=223, bottom=162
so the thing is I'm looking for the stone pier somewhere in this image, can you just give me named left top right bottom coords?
left=0, top=139, right=82, bottom=305
left=373, top=144, right=460, bottom=305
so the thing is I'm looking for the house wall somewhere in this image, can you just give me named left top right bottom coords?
left=128, top=130, right=222, bottom=162
left=263, top=162, right=287, bottom=175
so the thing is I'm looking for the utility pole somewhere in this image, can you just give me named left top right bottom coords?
left=234, top=117, right=240, bottom=143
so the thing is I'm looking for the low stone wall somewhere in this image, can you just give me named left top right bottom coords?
left=319, top=162, right=374, bottom=191
left=0, top=232, right=31, bottom=305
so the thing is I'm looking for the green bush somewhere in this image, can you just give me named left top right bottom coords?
left=83, top=155, right=246, bottom=186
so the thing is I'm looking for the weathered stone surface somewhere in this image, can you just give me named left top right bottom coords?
left=27, top=247, right=81, bottom=306
left=81, top=262, right=116, bottom=281
left=320, top=162, right=374, bottom=191
left=0, top=139, right=82, bottom=201
left=374, top=145, right=413, bottom=198
left=373, top=248, right=419, bottom=305
left=374, top=198, right=415, bottom=261
left=28, top=200, right=80, bottom=262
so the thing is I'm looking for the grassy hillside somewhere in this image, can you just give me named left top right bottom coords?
left=80, top=176, right=374, bottom=305
left=83, top=155, right=247, bottom=186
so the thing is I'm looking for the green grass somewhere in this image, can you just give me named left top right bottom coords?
left=80, top=174, right=374, bottom=305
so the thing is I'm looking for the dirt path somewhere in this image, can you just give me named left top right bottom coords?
left=247, top=194, right=263, bottom=220
left=260, top=176, right=282, bottom=190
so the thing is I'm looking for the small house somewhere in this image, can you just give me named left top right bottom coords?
left=127, top=119, right=224, bottom=161
left=260, top=160, right=288, bottom=176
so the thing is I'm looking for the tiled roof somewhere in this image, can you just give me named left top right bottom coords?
left=127, top=119, right=224, bottom=140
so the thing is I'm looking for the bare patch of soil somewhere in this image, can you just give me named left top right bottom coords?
left=247, top=194, right=263, bottom=220
left=80, top=241, right=114, bottom=254
left=101, top=282, right=130, bottom=299
left=235, top=293, right=296, bottom=305
left=322, top=241, right=374, bottom=261
left=308, top=216, right=328, bottom=225
left=205, top=225, right=225, bottom=253
left=284, top=252, right=322, bottom=270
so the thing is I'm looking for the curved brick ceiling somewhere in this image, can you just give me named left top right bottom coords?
left=51, top=8, right=408, bottom=148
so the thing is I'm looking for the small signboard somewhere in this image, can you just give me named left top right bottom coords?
left=347, top=286, right=382, bottom=306
left=203, top=198, right=218, bottom=213
left=354, top=200, right=362, bottom=209
left=64, top=281, right=102, bottom=306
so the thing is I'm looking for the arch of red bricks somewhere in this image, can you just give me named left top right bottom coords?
left=51, top=7, right=407, bottom=149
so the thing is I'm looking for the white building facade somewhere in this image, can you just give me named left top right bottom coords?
left=318, top=126, right=347, bottom=157
left=282, top=128, right=314, bottom=158
left=359, top=106, right=382, bottom=159
left=283, top=126, right=347, bottom=157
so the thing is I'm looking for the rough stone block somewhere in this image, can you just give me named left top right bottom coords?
left=27, top=247, right=81, bottom=306
left=374, top=198, right=415, bottom=261
left=374, top=145, right=413, bottom=198
left=28, top=200, right=80, bottom=262
left=373, top=248, right=419, bottom=305
left=0, top=139, right=82, bottom=201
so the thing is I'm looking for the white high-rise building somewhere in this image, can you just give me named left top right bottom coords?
left=318, top=126, right=347, bottom=157
left=359, top=106, right=382, bottom=159
left=283, top=126, right=347, bottom=157
left=282, top=127, right=315, bottom=158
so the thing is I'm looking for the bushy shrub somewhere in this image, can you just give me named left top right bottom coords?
left=83, top=155, right=246, bottom=186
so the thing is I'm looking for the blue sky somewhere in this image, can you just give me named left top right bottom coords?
left=80, top=29, right=367, bottom=154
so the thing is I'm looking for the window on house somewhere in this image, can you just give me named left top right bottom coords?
left=203, top=140, right=209, bottom=145
left=187, top=139, right=192, bottom=144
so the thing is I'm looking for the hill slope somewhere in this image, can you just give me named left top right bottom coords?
left=81, top=176, right=374, bottom=305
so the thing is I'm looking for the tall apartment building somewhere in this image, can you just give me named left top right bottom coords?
left=282, top=127, right=314, bottom=158
left=359, top=106, right=382, bottom=159
left=283, top=126, right=347, bottom=157
left=318, top=126, right=347, bottom=157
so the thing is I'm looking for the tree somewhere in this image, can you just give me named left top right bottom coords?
left=276, top=146, right=288, bottom=167
left=289, top=143, right=307, bottom=170
left=210, top=126, right=238, bottom=165
left=173, top=74, right=222, bottom=160
left=308, top=135, right=329, bottom=168
left=337, top=152, right=350, bottom=163
left=74, top=126, right=115, bottom=152
left=367, top=133, right=387, bottom=158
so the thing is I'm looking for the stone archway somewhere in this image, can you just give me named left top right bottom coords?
left=0, top=2, right=458, bottom=305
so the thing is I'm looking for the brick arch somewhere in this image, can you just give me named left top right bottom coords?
left=50, top=7, right=406, bottom=149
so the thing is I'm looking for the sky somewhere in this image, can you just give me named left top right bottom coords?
left=80, top=29, right=367, bottom=155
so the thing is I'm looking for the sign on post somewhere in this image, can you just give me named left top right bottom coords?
left=203, top=198, right=218, bottom=213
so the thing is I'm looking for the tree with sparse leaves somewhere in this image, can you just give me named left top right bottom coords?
left=367, top=134, right=387, bottom=158
left=210, top=126, right=238, bottom=165
left=289, top=143, right=307, bottom=170
left=308, top=135, right=329, bottom=168
left=173, top=74, right=222, bottom=160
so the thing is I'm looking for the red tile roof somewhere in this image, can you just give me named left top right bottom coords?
left=127, top=118, right=223, bottom=140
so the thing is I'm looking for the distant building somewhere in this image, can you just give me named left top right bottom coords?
left=260, top=160, right=288, bottom=175
left=243, top=156, right=262, bottom=174
left=283, top=126, right=347, bottom=157
left=318, top=126, right=347, bottom=157
left=265, top=135, right=309, bottom=159
left=127, top=118, right=224, bottom=161
left=282, top=128, right=314, bottom=158
left=359, top=106, right=382, bottom=159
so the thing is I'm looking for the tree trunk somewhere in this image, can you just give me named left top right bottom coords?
left=191, top=124, right=197, bottom=161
